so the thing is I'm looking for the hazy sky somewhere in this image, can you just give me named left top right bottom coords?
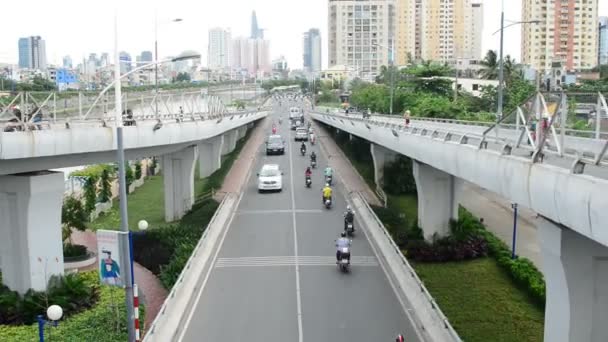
left=0, top=0, right=607, bottom=69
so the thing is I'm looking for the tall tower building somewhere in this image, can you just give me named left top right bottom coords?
left=303, top=28, right=322, bottom=73
left=251, top=11, right=261, bottom=39
left=18, top=36, right=47, bottom=70
left=600, top=16, right=608, bottom=65
left=522, top=0, right=599, bottom=72
left=208, top=28, right=232, bottom=69
left=395, top=0, right=479, bottom=65
left=63, top=56, right=73, bottom=69
left=328, top=0, right=396, bottom=80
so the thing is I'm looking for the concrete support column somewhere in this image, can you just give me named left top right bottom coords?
left=370, top=143, right=397, bottom=188
left=539, top=218, right=608, bottom=342
left=237, top=126, right=247, bottom=139
left=412, top=160, right=459, bottom=240
left=198, top=136, right=223, bottom=179
left=222, top=129, right=239, bottom=156
left=0, top=171, right=64, bottom=294
left=162, top=146, right=197, bottom=222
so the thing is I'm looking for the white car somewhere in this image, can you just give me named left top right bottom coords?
left=257, top=164, right=283, bottom=192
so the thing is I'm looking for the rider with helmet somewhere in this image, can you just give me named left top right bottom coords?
left=322, top=183, right=332, bottom=204
left=344, top=205, right=355, bottom=231
left=335, top=232, right=351, bottom=263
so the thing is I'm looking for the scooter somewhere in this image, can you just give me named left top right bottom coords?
left=301, top=148, right=306, bottom=156
left=338, top=247, right=350, bottom=272
left=345, top=220, right=355, bottom=236
left=326, top=175, right=333, bottom=186
left=311, top=160, right=317, bottom=169
left=306, top=177, right=312, bottom=188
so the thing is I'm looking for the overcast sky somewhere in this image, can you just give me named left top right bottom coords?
left=0, top=0, right=606, bottom=69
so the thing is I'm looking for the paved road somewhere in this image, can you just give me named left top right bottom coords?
left=179, top=102, right=418, bottom=342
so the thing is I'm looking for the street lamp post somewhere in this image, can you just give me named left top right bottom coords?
left=37, top=305, right=63, bottom=342
left=494, top=1, right=540, bottom=120
left=154, top=15, right=183, bottom=116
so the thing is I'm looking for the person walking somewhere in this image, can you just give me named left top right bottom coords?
left=404, top=110, right=411, bottom=127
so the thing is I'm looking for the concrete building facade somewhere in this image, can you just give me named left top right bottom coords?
left=18, top=36, right=47, bottom=70
left=208, top=28, right=232, bottom=70
left=396, top=0, right=482, bottom=65
left=600, top=16, right=608, bottom=65
left=328, top=0, right=396, bottom=81
left=522, top=0, right=599, bottom=71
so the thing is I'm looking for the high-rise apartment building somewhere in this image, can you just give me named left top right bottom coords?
left=600, top=16, right=608, bottom=65
left=208, top=28, right=232, bottom=69
left=328, top=0, right=396, bottom=80
left=231, top=37, right=270, bottom=76
left=18, top=36, right=47, bottom=70
left=395, top=0, right=481, bottom=65
left=138, top=51, right=153, bottom=67
left=303, top=28, right=322, bottom=73
left=63, top=56, right=73, bottom=69
left=522, top=0, right=599, bottom=71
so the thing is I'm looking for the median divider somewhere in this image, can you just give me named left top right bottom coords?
left=143, top=192, right=238, bottom=342
left=350, top=191, right=462, bottom=342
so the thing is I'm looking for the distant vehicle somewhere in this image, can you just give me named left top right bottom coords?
left=295, top=128, right=308, bottom=141
left=265, top=134, right=286, bottom=155
left=289, top=107, right=301, bottom=121
left=291, top=120, right=302, bottom=130
left=257, top=164, right=283, bottom=192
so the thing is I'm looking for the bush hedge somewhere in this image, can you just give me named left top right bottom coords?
left=0, top=272, right=98, bottom=325
left=0, top=272, right=145, bottom=341
left=62, top=244, right=88, bottom=258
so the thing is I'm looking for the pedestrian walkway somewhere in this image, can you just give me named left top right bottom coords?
left=313, top=118, right=543, bottom=270
left=71, top=229, right=168, bottom=330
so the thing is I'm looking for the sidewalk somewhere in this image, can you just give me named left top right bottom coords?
left=313, top=119, right=543, bottom=270
left=71, top=229, right=168, bottom=329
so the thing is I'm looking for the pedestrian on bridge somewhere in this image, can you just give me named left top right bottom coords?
left=404, top=110, right=411, bottom=127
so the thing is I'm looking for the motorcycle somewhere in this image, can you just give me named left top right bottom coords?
left=345, top=220, right=354, bottom=236
left=301, top=148, right=306, bottom=156
left=325, top=175, right=333, bottom=186
left=324, top=196, right=332, bottom=209
left=310, top=135, right=316, bottom=145
left=338, top=247, right=350, bottom=272
left=311, top=160, right=317, bottom=169
left=306, top=177, right=312, bottom=188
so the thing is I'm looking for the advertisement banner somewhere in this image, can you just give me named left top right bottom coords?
left=96, top=230, right=124, bottom=287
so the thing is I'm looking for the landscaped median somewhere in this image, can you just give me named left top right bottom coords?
left=319, top=121, right=545, bottom=341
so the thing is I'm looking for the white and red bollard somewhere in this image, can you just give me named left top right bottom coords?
left=134, top=284, right=141, bottom=341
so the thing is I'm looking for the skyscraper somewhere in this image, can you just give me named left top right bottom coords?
left=303, top=29, right=322, bottom=73
left=208, top=28, right=232, bottom=69
left=139, top=51, right=153, bottom=67
left=119, top=51, right=132, bottom=74
left=63, top=56, right=73, bottom=69
left=395, top=0, right=481, bottom=65
left=600, top=17, right=608, bottom=65
left=231, top=37, right=270, bottom=77
left=18, top=36, right=47, bottom=70
left=328, top=0, right=396, bottom=80
left=251, top=11, right=262, bottom=39
left=522, top=0, right=599, bottom=72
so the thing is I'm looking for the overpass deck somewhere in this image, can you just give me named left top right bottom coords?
left=179, top=108, right=419, bottom=341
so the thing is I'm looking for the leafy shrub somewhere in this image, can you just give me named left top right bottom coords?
left=134, top=161, right=142, bottom=180
left=83, top=177, right=97, bottom=215
left=125, top=162, right=134, bottom=189
left=0, top=273, right=98, bottom=325
left=383, top=156, right=417, bottom=195
left=98, top=168, right=113, bottom=203
left=63, top=244, right=88, bottom=258
left=62, top=196, right=88, bottom=244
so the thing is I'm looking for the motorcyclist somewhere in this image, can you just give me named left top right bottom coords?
left=272, top=125, right=277, bottom=134
left=300, top=142, right=307, bottom=154
left=310, top=131, right=316, bottom=144
left=324, top=166, right=333, bottom=183
left=344, top=205, right=355, bottom=231
left=322, top=183, right=332, bottom=204
left=396, top=335, right=405, bottom=342
left=310, top=152, right=317, bottom=163
left=305, top=166, right=312, bottom=180
left=335, top=232, right=351, bottom=263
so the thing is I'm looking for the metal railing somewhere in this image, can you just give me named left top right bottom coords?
left=314, top=109, right=608, bottom=175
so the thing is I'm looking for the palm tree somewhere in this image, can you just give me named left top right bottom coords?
left=479, top=50, right=498, bottom=79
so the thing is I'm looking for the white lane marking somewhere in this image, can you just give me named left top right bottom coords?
left=237, top=209, right=323, bottom=215
left=214, top=256, right=379, bottom=268
left=288, top=120, right=304, bottom=342
left=177, top=191, right=244, bottom=341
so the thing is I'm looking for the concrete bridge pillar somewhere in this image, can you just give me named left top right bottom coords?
left=198, top=136, right=223, bottom=179
left=412, top=160, right=459, bottom=240
left=222, top=129, right=239, bottom=155
left=370, top=143, right=397, bottom=188
left=0, top=171, right=64, bottom=294
left=539, top=218, right=608, bottom=342
left=237, top=126, right=247, bottom=140
left=162, top=146, right=197, bottom=222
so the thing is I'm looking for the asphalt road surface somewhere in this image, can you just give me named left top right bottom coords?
left=179, top=100, right=419, bottom=342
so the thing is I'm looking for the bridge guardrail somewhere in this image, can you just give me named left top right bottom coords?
left=350, top=191, right=462, bottom=342
left=143, top=192, right=238, bottom=341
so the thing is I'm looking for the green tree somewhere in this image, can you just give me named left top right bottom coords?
left=99, top=168, right=113, bottom=203
left=62, top=196, right=88, bottom=244
left=83, top=177, right=98, bottom=216
left=480, top=50, right=499, bottom=80
left=173, top=72, right=191, bottom=83
left=134, top=161, right=142, bottom=180
left=125, top=162, right=135, bottom=190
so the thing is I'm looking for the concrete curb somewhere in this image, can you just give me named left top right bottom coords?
left=350, top=192, right=462, bottom=342
left=143, top=193, right=238, bottom=342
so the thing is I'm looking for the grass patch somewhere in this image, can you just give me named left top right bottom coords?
left=414, top=259, right=544, bottom=342
left=0, top=271, right=145, bottom=342
left=388, top=194, right=417, bottom=223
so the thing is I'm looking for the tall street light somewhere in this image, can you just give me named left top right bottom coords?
left=494, top=0, right=540, bottom=120
left=113, top=13, right=198, bottom=342
left=373, top=39, right=396, bottom=115
left=155, top=14, right=183, bottom=116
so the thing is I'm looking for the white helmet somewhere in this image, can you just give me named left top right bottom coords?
left=346, top=205, right=351, bottom=211
left=325, top=183, right=330, bottom=187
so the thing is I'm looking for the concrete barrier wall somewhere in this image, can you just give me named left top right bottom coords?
left=313, top=113, right=608, bottom=248
left=143, top=193, right=238, bottom=342
left=349, top=192, right=462, bottom=342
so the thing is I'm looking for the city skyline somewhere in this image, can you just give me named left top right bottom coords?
left=0, top=0, right=607, bottom=71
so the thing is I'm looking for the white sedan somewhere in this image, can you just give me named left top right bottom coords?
left=257, top=164, right=283, bottom=192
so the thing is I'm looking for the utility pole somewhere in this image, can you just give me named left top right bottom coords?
left=389, top=37, right=395, bottom=115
